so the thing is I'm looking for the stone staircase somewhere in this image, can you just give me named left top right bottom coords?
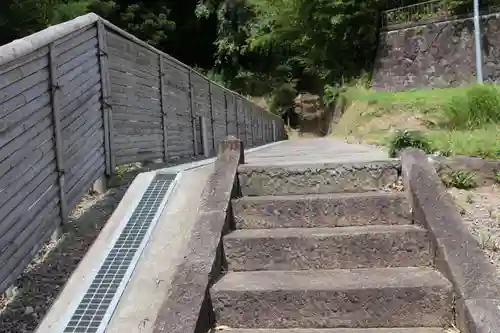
left=210, top=161, right=454, bottom=333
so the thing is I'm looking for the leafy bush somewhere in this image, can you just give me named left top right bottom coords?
left=444, top=84, right=500, bottom=129
left=494, top=171, right=500, bottom=184
left=323, top=84, right=341, bottom=107
left=441, top=170, right=477, bottom=189
left=270, top=83, right=297, bottom=115
left=387, top=129, right=431, bottom=158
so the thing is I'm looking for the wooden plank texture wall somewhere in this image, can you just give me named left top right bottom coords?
left=0, top=14, right=285, bottom=294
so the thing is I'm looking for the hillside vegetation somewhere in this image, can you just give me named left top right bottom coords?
left=334, top=85, right=500, bottom=159
left=1, top=0, right=486, bottom=116
left=4, top=0, right=500, bottom=158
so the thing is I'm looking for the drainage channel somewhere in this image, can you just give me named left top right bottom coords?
left=59, top=172, right=180, bottom=333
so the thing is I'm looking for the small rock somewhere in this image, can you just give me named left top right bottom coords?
left=24, top=306, right=34, bottom=315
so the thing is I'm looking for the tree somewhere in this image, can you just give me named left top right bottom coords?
left=0, top=0, right=57, bottom=45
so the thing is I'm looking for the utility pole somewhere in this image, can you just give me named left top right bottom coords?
left=473, top=0, right=483, bottom=83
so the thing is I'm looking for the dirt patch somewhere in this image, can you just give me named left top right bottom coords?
left=0, top=157, right=206, bottom=333
left=434, top=156, right=500, bottom=187
left=286, top=125, right=323, bottom=139
left=333, top=100, right=434, bottom=145
left=381, top=175, right=405, bottom=192
left=437, top=157, right=500, bottom=275
left=449, top=184, right=500, bottom=272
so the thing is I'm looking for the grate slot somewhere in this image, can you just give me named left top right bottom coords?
left=61, top=172, right=179, bottom=333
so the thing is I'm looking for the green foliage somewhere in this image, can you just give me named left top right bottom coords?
left=0, top=0, right=217, bottom=71
left=441, top=170, right=477, bottom=189
left=0, top=0, right=176, bottom=46
left=336, top=86, right=500, bottom=160
left=382, top=0, right=500, bottom=26
left=50, top=0, right=94, bottom=24
left=270, top=83, right=297, bottom=115
left=87, top=1, right=175, bottom=47
left=198, top=0, right=382, bottom=100
left=444, top=84, right=500, bottom=130
left=0, top=0, right=55, bottom=44
left=3, top=0, right=495, bottom=119
left=322, top=85, right=341, bottom=107
left=200, top=68, right=227, bottom=86
left=494, top=171, right=500, bottom=184
left=387, top=129, right=431, bottom=158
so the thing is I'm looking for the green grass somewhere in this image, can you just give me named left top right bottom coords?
left=494, top=171, right=500, bottom=184
left=346, top=87, right=466, bottom=114
left=441, top=170, right=477, bottom=189
left=335, top=85, right=500, bottom=159
left=387, top=129, right=432, bottom=158
left=426, top=126, right=500, bottom=159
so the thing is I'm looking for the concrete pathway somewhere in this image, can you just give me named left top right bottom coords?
left=157, top=138, right=390, bottom=173
left=245, top=138, right=390, bottom=166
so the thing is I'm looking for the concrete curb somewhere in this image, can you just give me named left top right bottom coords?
left=152, top=137, right=243, bottom=333
left=401, top=148, right=500, bottom=333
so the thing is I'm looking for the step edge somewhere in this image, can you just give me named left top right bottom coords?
left=212, top=268, right=452, bottom=293
left=214, top=329, right=450, bottom=333
left=232, top=191, right=407, bottom=203
left=238, top=159, right=401, bottom=171
left=224, top=224, right=426, bottom=239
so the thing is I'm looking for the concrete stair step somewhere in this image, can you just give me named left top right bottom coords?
left=232, top=192, right=411, bottom=229
left=214, top=329, right=451, bottom=333
left=224, top=225, right=431, bottom=271
left=211, top=267, right=453, bottom=329
left=237, top=160, right=400, bottom=196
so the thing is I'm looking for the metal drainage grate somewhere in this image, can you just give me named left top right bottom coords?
left=61, top=173, right=179, bottom=333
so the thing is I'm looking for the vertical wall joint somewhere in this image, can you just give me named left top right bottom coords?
left=233, top=95, right=238, bottom=139
left=224, top=93, right=229, bottom=136
left=96, top=20, right=114, bottom=174
left=188, top=70, right=199, bottom=156
left=48, top=43, right=68, bottom=225
left=159, top=54, right=168, bottom=162
left=201, top=116, right=210, bottom=158
left=208, top=81, right=216, bottom=153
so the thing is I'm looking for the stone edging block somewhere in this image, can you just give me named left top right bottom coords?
left=152, top=137, right=243, bottom=333
left=401, top=148, right=500, bottom=333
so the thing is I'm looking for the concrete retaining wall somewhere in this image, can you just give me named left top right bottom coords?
left=372, top=12, right=500, bottom=91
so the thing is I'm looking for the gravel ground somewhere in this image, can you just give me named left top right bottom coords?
left=448, top=184, right=500, bottom=272
left=0, top=187, right=127, bottom=333
left=382, top=175, right=404, bottom=192
left=0, top=157, right=206, bottom=333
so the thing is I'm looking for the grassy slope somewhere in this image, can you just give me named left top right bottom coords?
left=333, top=86, right=500, bottom=159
